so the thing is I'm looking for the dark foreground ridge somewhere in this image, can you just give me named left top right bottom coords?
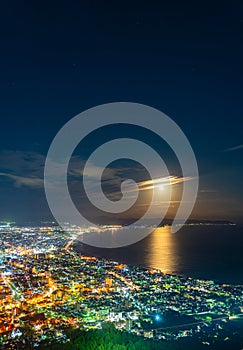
left=39, top=324, right=243, bottom=350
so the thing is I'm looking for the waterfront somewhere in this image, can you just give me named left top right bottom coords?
left=77, top=225, right=243, bottom=285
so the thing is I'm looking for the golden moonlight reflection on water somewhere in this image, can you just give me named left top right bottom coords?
left=146, top=226, right=181, bottom=274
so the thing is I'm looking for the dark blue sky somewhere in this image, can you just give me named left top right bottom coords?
left=0, top=1, right=242, bottom=223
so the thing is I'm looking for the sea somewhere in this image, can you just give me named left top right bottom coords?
left=75, top=224, right=243, bottom=285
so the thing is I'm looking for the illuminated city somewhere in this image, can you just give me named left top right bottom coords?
left=0, top=223, right=242, bottom=349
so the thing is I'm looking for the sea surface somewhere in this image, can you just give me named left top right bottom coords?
left=76, top=225, right=243, bottom=285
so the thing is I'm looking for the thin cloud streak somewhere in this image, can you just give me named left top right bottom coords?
left=200, top=189, right=217, bottom=193
left=224, top=144, right=243, bottom=152
left=0, top=173, right=43, bottom=188
left=138, top=176, right=193, bottom=191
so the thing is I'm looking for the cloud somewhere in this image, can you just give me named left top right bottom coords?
left=69, top=156, right=118, bottom=180
left=0, top=150, right=45, bottom=189
left=137, top=176, right=193, bottom=191
left=0, top=151, right=145, bottom=194
left=0, top=172, right=43, bottom=188
left=224, top=144, right=243, bottom=152
left=200, top=189, right=217, bottom=193
left=0, top=150, right=192, bottom=204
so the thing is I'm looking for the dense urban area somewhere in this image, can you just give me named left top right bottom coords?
left=0, top=222, right=242, bottom=349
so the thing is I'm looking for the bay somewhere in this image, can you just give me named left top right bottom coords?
left=75, top=225, right=243, bottom=285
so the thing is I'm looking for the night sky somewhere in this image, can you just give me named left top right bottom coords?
left=0, top=1, right=242, bottom=223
